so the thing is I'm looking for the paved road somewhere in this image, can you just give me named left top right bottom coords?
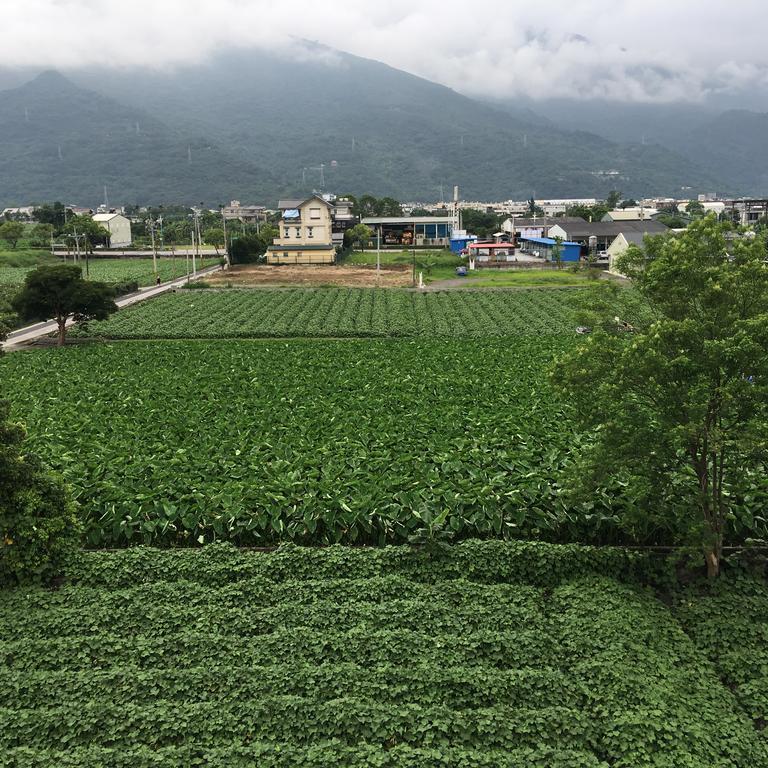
left=4, top=264, right=222, bottom=350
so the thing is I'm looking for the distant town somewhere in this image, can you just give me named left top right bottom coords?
left=2, top=191, right=766, bottom=279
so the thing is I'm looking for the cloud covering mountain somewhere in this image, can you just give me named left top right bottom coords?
left=2, top=0, right=768, bottom=106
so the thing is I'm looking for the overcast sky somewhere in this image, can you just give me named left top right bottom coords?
left=4, top=0, right=768, bottom=103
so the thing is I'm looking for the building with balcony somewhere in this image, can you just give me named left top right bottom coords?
left=222, top=200, right=267, bottom=225
left=267, top=195, right=336, bottom=264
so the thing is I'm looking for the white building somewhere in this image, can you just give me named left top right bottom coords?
left=92, top=213, right=132, bottom=248
left=602, top=208, right=659, bottom=222
left=1, top=206, right=35, bottom=221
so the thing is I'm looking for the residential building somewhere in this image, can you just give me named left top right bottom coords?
left=1, top=206, right=35, bottom=221
left=548, top=219, right=669, bottom=256
left=722, top=199, right=768, bottom=226
left=606, top=232, right=647, bottom=275
left=267, top=195, right=336, bottom=264
left=222, top=200, right=267, bottom=225
left=328, top=196, right=356, bottom=247
left=92, top=212, right=132, bottom=248
left=502, top=216, right=587, bottom=240
left=278, top=195, right=356, bottom=249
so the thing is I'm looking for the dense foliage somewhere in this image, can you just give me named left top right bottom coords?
left=1, top=333, right=763, bottom=551
left=0, top=400, right=79, bottom=586
left=0, top=542, right=763, bottom=766
left=72, top=287, right=647, bottom=340
left=13, top=265, right=117, bottom=345
left=553, top=217, right=768, bottom=575
left=674, top=574, right=768, bottom=745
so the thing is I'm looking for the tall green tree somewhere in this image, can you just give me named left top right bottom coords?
left=606, top=190, right=622, bottom=209
left=565, top=203, right=610, bottom=222
left=0, top=221, right=24, bottom=249
left=13, top=265, right=118, bottom=346
left=462, top=209, right=501, bottom=239
left=552, top=216, right=768, bottom=577
left=0, top=400, right=80, bottom=586
left=348, top=223, right=373, bottom=252
left=61, top=215, right=110, bottom=254
left=203, top=227, right=225, bottom=254
left=551, top=236, right=563, bottom=270
left=28, top=223, right=54, bottom=248
left=32, top=202, right=67, bottom=229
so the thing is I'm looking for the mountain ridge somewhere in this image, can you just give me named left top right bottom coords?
left=0, top=46, right=732, bottom=207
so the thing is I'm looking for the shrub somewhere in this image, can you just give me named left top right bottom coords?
left=0, top=400, right=80, bottom=586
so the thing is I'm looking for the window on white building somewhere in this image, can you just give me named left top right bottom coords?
left=308, top=228, right=313, bottom=238
left=309, top=208, right=321, bottom=220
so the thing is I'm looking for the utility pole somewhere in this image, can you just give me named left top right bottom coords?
left=149, top=218, right=158, bottom=279
left=189, top=211, right=198, bottom=277
left=377, top=227, right=381, bottom=276
left=220, top=204, right=229, bottom=267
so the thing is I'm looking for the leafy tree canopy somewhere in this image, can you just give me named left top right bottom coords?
left=0, top=221, right=25, bottom=249
left=13, top=264, right=117, bottom=345
left=552, top=216, right=768, bottom=577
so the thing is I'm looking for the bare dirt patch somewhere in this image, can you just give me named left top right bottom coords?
left=206, top=264, right=414, bottom=288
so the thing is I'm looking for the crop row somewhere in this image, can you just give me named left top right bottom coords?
left=73, top=286, right=599, bottom=338
left=0, top=573, right=762, bottom=764
left=0, top=257, right=210, bottom=288
left=3, top=744, right=609, bottom=768
left=0, top=591, right=547, bottom=640
left=0, top=337, right=621, bottom=547
left=0, top=664, right=575, bottom=711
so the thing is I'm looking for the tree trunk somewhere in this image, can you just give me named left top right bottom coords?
left=57, top=317, right=67, bottom=347
left=705, top=547, right=720, bottom=578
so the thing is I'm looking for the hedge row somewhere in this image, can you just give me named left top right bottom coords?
left=4, top=744, right=609, bottom=768
left=66, top=540, right=675, bottom=589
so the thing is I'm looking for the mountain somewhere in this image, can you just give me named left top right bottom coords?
left=673, top=110, right=768, bottom=195
left=0, top=47, right=723, bottom=207
left=0, top=70, right=280, bottom=207
left=69, top=46, right=718, bottom=202
left=498, top=98, right=768, bottom=197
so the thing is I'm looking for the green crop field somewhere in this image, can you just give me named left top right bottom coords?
left=0, top=255, right=217, bottom=289
left=0, top=543, right=763, bottom=766
left=1, top=338, right=596, bottom=547
left=71, top=286, right=647, bottom=339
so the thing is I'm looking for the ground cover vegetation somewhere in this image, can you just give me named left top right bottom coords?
left=71, top=287, right=646, bottom=340
left=0, top=542, right=764, bottom=766
left=673, top=574, right=768, bottom=746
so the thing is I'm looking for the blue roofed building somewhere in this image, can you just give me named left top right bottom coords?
left=519, top=236, right=582, bottom=262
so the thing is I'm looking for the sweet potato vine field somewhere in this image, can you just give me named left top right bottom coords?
left=0, top=542, right=764, bottom=766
